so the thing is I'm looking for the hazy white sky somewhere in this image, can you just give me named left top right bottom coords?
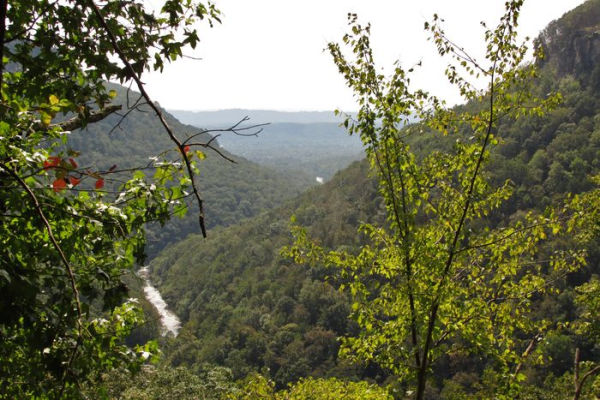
left=143, top=0, right=586, bottom=112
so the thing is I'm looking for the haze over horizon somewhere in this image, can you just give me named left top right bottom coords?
left=145, top=0, right=586, bottom=112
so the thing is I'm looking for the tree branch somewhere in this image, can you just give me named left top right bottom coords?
left=182, top=117, right=269, bottom=145
left=573, top=348, right=600, bottom=400
left=0, top=162, right=84, bottom=399
left=186, top=140, right=237, bottom=163
left=87, top=0, right=210, bottom=237
left=108, top=95, right=146, bottom=135
left=514, top=336, right=538, bottom=376
left=39, top=104, right=122, bottom=132
left=417, top=50, right=498, bottom=400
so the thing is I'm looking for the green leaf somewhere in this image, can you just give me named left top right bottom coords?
left=40, top=111, right=52, bottom=126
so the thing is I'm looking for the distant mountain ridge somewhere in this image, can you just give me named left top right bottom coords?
left=169, top=109, right=365, bottom=181
left=169, top=109, right=356, bottom=127
left=215, top=122, right=364, bottom=180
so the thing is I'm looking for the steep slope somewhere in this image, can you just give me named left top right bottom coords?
left=536, top=0, right=600, bottom=83
left=64, top=84, right=313, bottom=256
left=151, top=160, right=383, bottom=385
left=150, top=0, right=600, bottom=393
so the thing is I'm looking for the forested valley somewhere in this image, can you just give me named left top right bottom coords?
left=2, top=0, right=600, bottom=399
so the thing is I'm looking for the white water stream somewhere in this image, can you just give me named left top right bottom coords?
left=138, top=266, right=181, bottom=337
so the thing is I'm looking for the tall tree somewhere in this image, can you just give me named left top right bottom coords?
left=0, top=0, right=227, bottom=398
left=287, top=2, right=584, bottom=398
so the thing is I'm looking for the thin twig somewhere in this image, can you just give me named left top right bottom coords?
left=455, top=214, right=572, bottom=255
left=182, top=118, right=268, bottom=145
left=185, top=141, right=237, bottom=163
left=87, top=0, right=209, bottom=236
left=108, top=95, right=146, bottom=135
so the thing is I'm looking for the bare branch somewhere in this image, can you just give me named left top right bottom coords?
left=87, top=0, right=209, bottom=236
left=0, top=0, right=8, bottom=89
left=108, top=94, right=147, bottom=135
left=514, top=336, right=538, bottom=376
left=182, top=117, right=269, bottom=145
left=187, top=140, right=237, bottom=163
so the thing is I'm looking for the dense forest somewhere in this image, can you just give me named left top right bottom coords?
left=148, top=1, right=600, bottom=398
left=2, top=0, right=600, bottom=399
left=67, top=84, right=315, bottom=256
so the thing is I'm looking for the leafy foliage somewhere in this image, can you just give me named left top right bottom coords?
left=287, top=2, right=592, bottom=398
left=6, top=0, right=593, bottom=397
left=232, top=374, right=393, bottom=400
left=0, top=0, right=230, bottom=397
left=85, top=364, right=236, bottom=400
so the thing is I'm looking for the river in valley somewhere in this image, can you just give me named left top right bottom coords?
left=138, top=266, right=181, bottom=337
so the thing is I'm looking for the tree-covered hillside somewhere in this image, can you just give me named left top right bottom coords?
left=148, top=1, right=600, bottom=397
left=64, top=84, right=314, bottom=256
left=215, top=122, right=364, bottom=180
left=151, top=160, right=382, bottom=386
left=172, top=109, right=367, bottom=181
left=0, top=0, right=230, bottom=397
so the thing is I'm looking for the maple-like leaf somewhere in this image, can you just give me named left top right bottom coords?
left=52, top=178, right=66, bottom=192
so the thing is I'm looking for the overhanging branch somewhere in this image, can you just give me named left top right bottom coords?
left=87, top=0, right=209, bottom=237
left=39, top=104, right=122, bottom=132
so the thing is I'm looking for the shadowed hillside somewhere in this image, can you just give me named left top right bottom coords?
left=148, top=1, right=600, bottom=394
